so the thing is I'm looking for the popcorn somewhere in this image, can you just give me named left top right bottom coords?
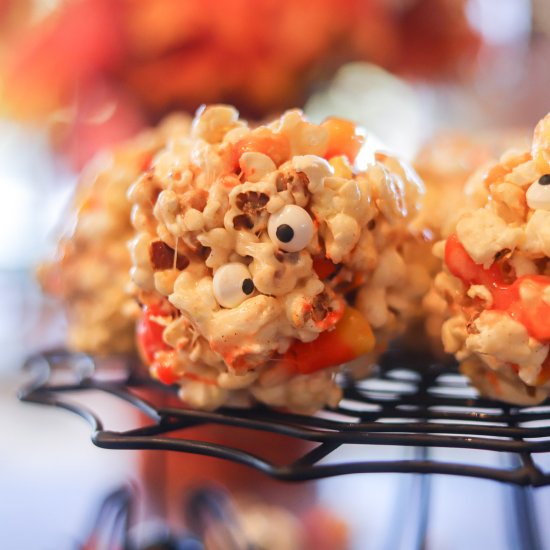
left=239, top=152, right=277, bottom=183
left=461, top=358, right=548, bottom=406
left=435, top=113, right=550, bottom=404
left=466, top=311, right=548, bottom=382
left=466, top=285, right=493, bottom=306
left=130, top=105, right=426, bottom=412
left=523, top=210, right=550, bottom=257
left=455, top=209, right=523, bottom=268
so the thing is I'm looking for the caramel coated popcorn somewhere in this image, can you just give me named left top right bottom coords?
left=130, top=105, right=426, bottom=412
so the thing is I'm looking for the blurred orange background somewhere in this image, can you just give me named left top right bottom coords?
left=0, top=0, right=480, bottom=167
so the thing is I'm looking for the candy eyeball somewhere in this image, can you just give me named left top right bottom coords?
left=268, top=205, right=314, bottom=252
left=213, top=262, right=255, bottom=308
left=526, top=174, right=550, bottom=211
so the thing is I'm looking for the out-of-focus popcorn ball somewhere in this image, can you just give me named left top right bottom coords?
left=184, top=487, right=349, bottom=550
left=0, top=0, right=479, bottom=167
left=434, top=113, right=550, bottom=404
left=129, top=105, right=426, bottom=413
left=38, top=113, right=192, bottom=355
left=234, top=499, right=349, bottom=550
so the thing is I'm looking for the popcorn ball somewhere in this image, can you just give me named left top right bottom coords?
left=435, top=114, right=550, bottom=404
left=129, top=105, right=425, bottom=413
left=39, top=114, right=192, bottom=355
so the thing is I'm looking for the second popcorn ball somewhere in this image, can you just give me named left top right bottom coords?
left=437, top=113, right=550, bottom=404
left=129, top=105, right=425, bottom=413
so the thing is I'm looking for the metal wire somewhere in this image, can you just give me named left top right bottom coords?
left=18, top=349, right=550, bottom=487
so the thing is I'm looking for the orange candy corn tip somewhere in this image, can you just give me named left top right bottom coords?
left=283, top=306, right=375, bottom=375
left=321, top=117, right=365, bottom=163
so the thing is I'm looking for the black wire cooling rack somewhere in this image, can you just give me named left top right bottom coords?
left=17, top=348, right=550, bottom=488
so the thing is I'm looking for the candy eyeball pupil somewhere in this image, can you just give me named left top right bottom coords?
left=213, top=262, right=255, bottom=308
left=276, top=224, right=294, bottom=243
left=267, top=204, right=314, bottom=252
left=242, top=278, right=254, bottom=295
left=539, top=174, right=550, bottom=186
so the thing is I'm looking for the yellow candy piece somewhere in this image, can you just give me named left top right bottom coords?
left=283, top=306, right=375, bottom=374
left=329, top=155, right=353, bottom=179
left=333, top=305, right=375, bottom=357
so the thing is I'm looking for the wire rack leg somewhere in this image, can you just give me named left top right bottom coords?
left=507, top=484, right=542, bottom=550
left=503, top=454, right=542, bottom=550
left=383, top=447, right=432, bottom=550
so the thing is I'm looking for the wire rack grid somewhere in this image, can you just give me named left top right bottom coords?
left=17, top=348, right=550, bottom=487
